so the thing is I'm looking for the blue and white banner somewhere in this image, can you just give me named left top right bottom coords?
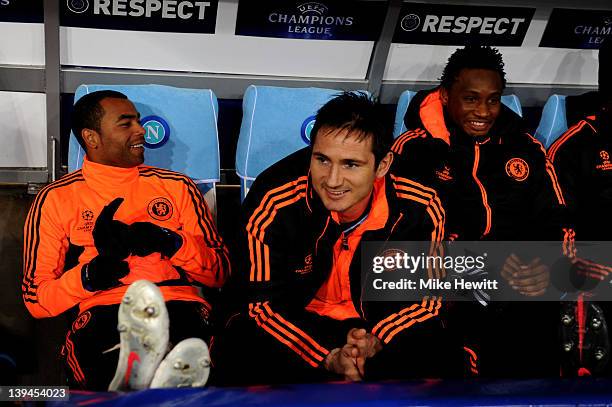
left=61, top=0, right=218, bottom=34
left=235, top=0, right=386, bottom=41
left=393, top=3, right=534, bottom=46
left=540, top=8, right=612, bottom=49
left=0, top=0, right=43, bottom=23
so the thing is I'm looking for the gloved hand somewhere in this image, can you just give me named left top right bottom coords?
left=93, top=198, right=130, bottom=259
left=128, top=222, right=183, bottom=258
left=81, top=255, right=130, bottom=292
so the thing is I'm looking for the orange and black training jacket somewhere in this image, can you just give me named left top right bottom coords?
left=23, top=158, right=230, bottom=318
left=235, top=147, right=445, bottom=368
left=548, top=116, right=612, bottom=281
left=391, top=88, right=566, bottom=241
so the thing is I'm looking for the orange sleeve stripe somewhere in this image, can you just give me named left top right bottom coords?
left=248, top=234, right=257, bottom=282
left=463, top=346, right=478, bottom=361
left=379, top=299, right=436, bottom=339
left=246, top=177, right=308, bottom=236
left=382, top=298, right=442, bottom=344
left=372, top=297, right=441, bottom=342
left=23, top=172, right=82, bottom=287
left=523, top=132, right=567, bottom=205
left=248, top=304, right=320, bottom=367
left=264, top=244, right=271, bottom=282
left=371, top=303, right=421, bottom=336
left=258, top=191, right=306, bottom=241
left=64, top=332, right=86, bottom=386
left=249, top=302, right=329, bottom=366
left=391, top=175, right=445, bottom=274
left=23, top=172, right=85, bottom=297
left=395, top=192, right=429, bottom=206
left=393, top=184, right=446, bottom=224
left=547, top=120, right=589, bottom=162
left=563, top=228, right=576, bottom=258
left=394, top=191, right=445, bottom=246
left=545, top=161, right=566, bottom=205
left=261, top=302, right=329, bottom=355
left=391, top=129, right=426, bottom=154
left=391, top=175, right=446, bottom=221
left=246, top=179, right=308, bottom=282
left=250, top=189, right=306, bottom=281
left=577, top=271, right=605, bottom=281
left=576, top=258, right=612, bottom=276
left=426, top=206, right=444, bottom=253
left=472, top=146, right=492, bottom=237
left=254, top=237, right=264, bottom=282
left=393, top=187, right=445, bottom=243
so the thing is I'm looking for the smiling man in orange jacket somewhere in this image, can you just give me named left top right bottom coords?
left=22, top=90, right=229, bottom=390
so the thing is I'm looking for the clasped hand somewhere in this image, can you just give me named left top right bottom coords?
left=324, top=328, right=382, bottom=381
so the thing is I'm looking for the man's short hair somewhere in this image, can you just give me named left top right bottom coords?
left=440, top=45, right=507, bottom=90
left=310, top=91, right=393, bottom=165
left=71, top=90, right=129, bottom=149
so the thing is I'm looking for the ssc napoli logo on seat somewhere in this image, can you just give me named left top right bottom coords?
left=301, top=115, right=316, bottom=145
left=141, top=115, right=170, bottom=149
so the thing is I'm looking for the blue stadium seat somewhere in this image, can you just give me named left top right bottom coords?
left=235, top=85, right=349, bottom=200
left=393, top=90, right=524, bottom=138
left=534, top=95, right=567, bottom=148
left=68, top=84, right=221, bottom=217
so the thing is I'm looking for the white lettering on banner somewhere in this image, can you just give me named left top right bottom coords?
left=95, top=0, right=111, bottom=15
left=92, top=0, right=210, bottom=19
left=419, top=14, right=525, bottom=35
left=145, top=0, right=161, bottom=17
left=162, top=0, right=176, bottom=18
left=288, top=25, right=332, bottom=34
left=494, top=18, right=508, bottom=34
left=0, top=0, right=10, bottom=6
left=129, top=0, right=144, bottom=17
left=438, top=15, right=452, bottom=33
left=113, top=0, right=127, bottom=16
left=177, top=1, right=190, bottom=18
left=268, top=13, right=353, bottom=27
left=575, top=26, right=612, bottom=36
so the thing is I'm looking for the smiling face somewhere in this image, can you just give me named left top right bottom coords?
left=441, top=68, right=503, bottom=138
left=83, top=97, right=146, bottom=168
left=310, top=126, right=392, bottom=223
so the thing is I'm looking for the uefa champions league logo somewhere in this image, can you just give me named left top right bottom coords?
left=67, top=0, right=89, bottom=13
left=400, top=14, right=421, bottom=32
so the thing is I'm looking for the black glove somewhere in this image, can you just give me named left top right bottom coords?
left=128, top=222, right=183, bottom=258
left=81, top=255, right=130, bottom=292
left=93, top=198, right=130, bottom=259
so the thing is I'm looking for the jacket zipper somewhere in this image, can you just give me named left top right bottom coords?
left=341, top=234, right=349, bottom=250
left=472, top=145, right=492, bottom=238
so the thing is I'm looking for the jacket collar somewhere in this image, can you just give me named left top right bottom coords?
left=82, top=156, right=140, bottom=196
left=329, top=177, right=389, bottom=233
left=405, top=87, right=525, bottom=146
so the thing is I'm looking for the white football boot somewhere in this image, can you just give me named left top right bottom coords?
left=108, top=280, right=169, bottom=391
left=150, top=338, right=211, bottom=388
